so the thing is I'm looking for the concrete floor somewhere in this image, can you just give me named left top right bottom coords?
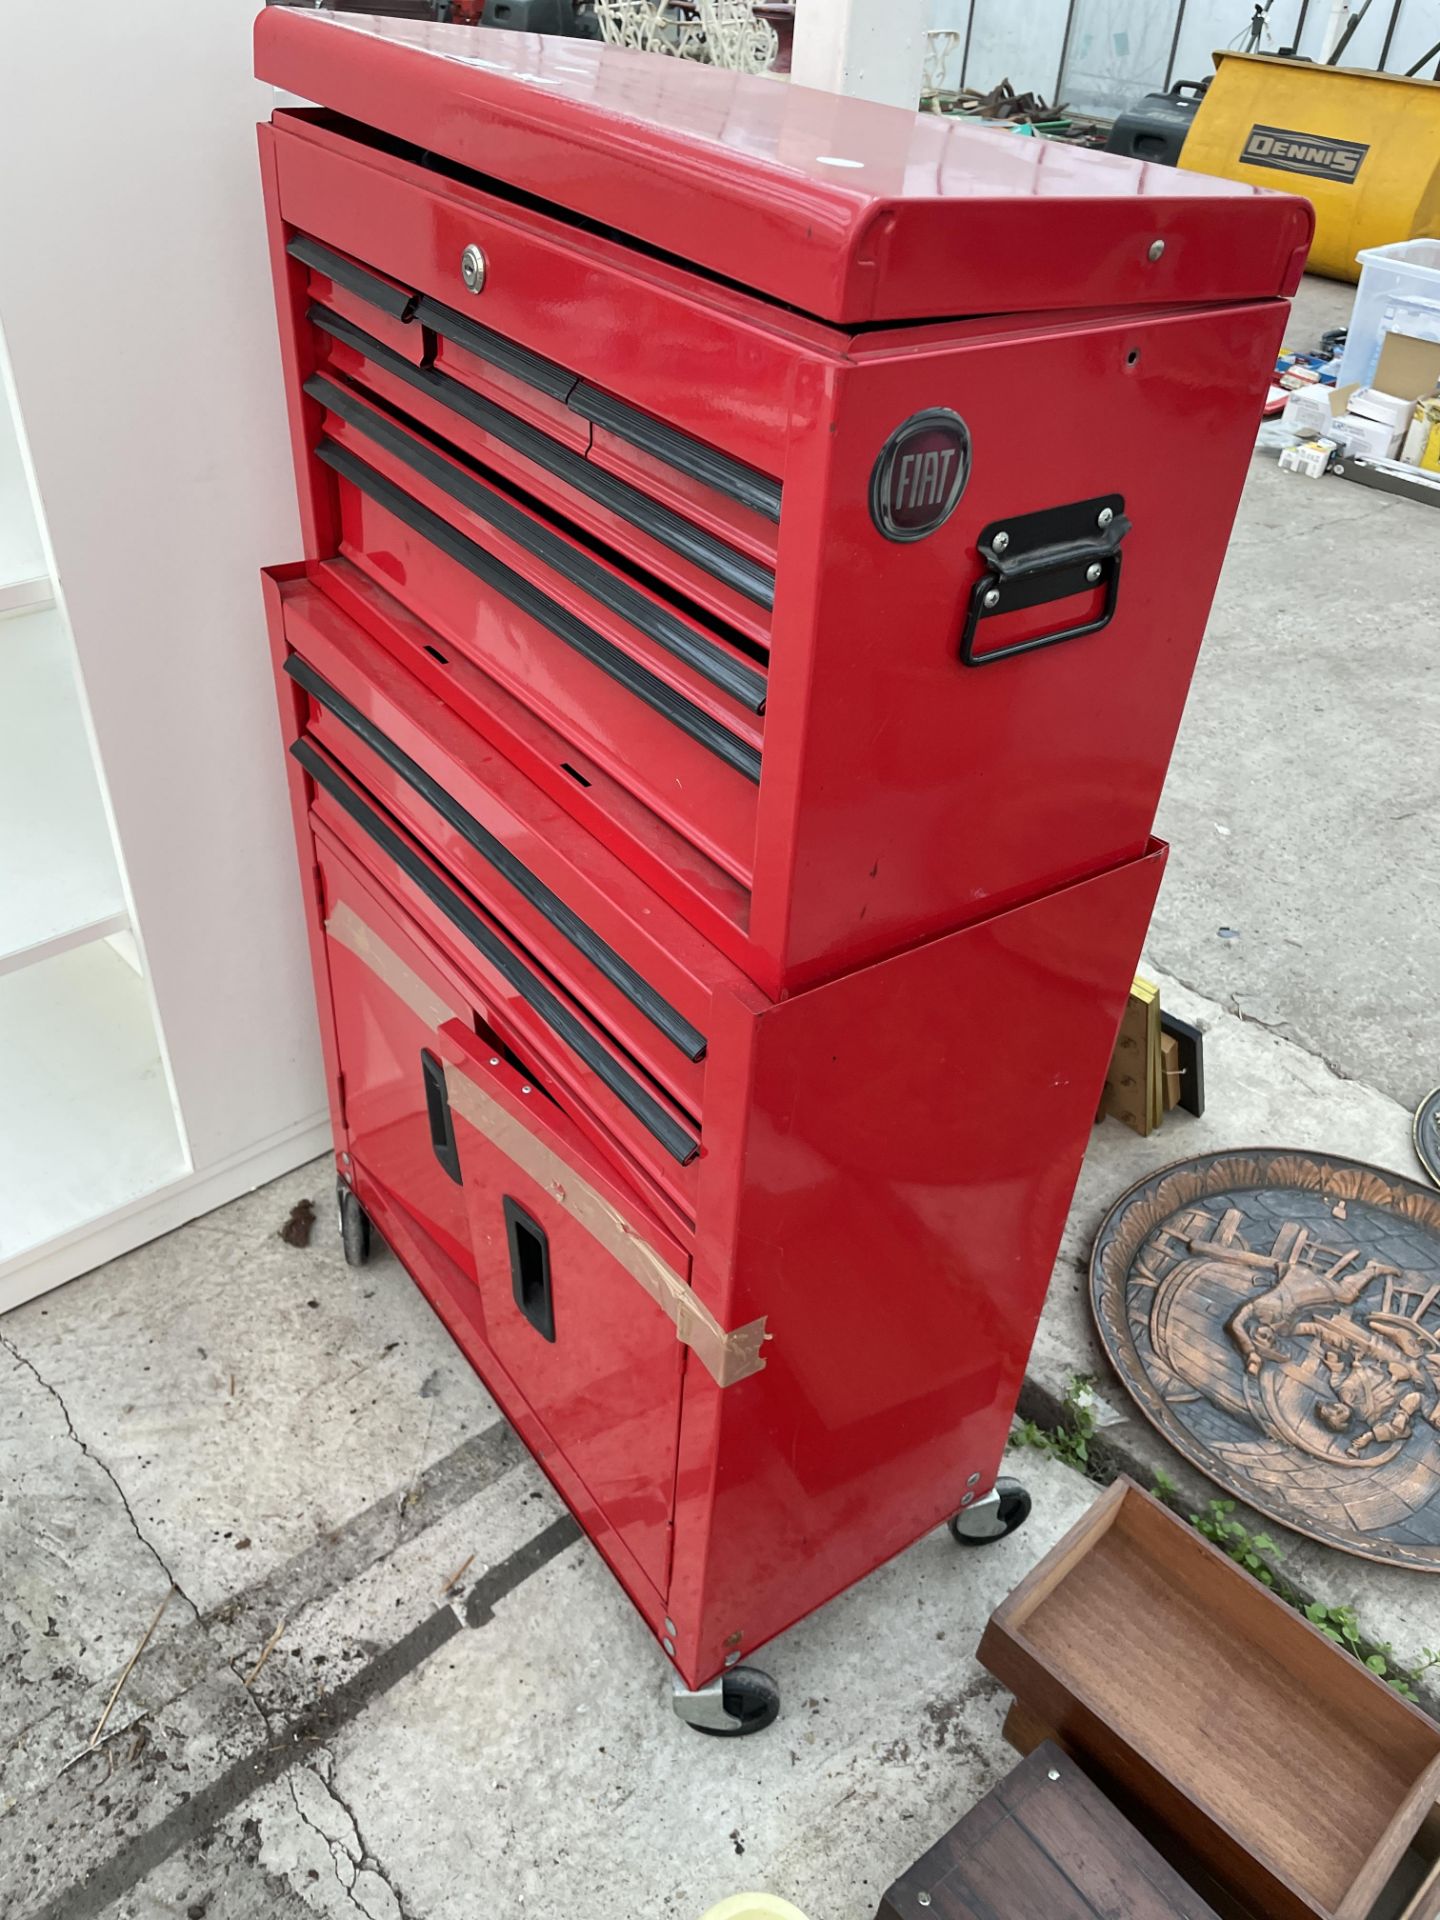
left=4, top=274, right=1440, bottom=1919
left=1148, top=273, right=1440, bottom=1107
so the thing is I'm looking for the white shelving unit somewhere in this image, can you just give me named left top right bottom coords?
left=0, top=940, right=185, bottom=1266
left=0, top=0, right=332, bottom=1311
left=0, top=606, right=129, bottom=975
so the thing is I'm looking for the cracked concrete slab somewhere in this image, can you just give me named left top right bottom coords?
left=236, top=1452, right=1093, bottom=1920
left=0, top=1141, right=1100, bottom=1920
left=0, top=1334, right=215, bottom=1804
left=0, top=1188, right=481, bottom=1618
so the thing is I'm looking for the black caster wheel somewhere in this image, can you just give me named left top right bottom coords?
left=948, top=1476, right=1031, bottom=1546
left=672, top=1665, right=781, bottom=1737
left=337, top=1177, right=372, bottom=1269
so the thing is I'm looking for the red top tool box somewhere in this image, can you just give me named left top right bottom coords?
left=254, top=8, right=1308, bottom=1731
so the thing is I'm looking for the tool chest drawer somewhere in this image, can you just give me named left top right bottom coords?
left=313, top=823, right=688, bottom=1596
left=270, top=117, right=788, bottom=612
left=270, top=568, right=767, bottom=1229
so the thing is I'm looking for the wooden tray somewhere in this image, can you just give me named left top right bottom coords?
left=874, top=1740, right=1219, bottom=1918
left=977, top=1480, right=1440, bottom=1920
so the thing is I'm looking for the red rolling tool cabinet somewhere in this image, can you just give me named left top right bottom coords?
left=253, top=8, right=1310, bottom=1733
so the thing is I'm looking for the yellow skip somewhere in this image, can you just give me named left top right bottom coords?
left=1180, top=52, right=1440, bottom=280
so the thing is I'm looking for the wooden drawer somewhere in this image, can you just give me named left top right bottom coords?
left=979, top=1480, right=1440, bottom=1920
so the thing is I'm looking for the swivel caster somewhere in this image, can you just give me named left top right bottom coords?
left=948, top=1476, right=1032, bottom=1546
left=671, top=1665, right=781, bottom=1737
left=336, top=1177, right=372, bottom=1269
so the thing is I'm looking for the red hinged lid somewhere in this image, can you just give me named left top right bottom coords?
left=254, top=10, right=1313, bottom=326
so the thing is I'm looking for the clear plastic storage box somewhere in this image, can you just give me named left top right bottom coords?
left=1338, top=238, right=1440, bottom=389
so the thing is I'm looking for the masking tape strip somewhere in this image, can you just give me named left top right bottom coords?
left=327, top=900, right=461, bottom=1031
left=324, top=903, right=766, bottom=1387
left=445, top=1066, right=766, bottom=1389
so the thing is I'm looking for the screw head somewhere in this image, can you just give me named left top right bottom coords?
left=983, top=587, right=1001, bottom=611
left=521, top=1084, right=533, bottom=1096
left=340, top=1152, right=350, bottom=1165
left=1047, top=1768, right=1060, bottom=1781
left=664, top=1618, right=677, bottom=1637
left=918, top=1896, right=932, bottom=1910
left=966, top=1471, right=980, bottom=1486
left=992, top=530, right=1010, bottom=553
left=1086, top=562, right=1103, bottom=583
left=662, top=1636, right=675, bottom=1656
left=723, top=1651, right=741, bottom=1667
left=489, top=1056, right=500, bottom=1067
left=1148, top=238, right=1165, bottom=262
left=959, top=1490, right=975, bottom=1507
left=460, top=242, right=488, bottom=294
left=1097, top=506, right=1114, bottom=528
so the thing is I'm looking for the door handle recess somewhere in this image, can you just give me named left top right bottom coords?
left=421, top=1049, right=463, bottom=1185
left=504, top=1196, right=555, bottom=1342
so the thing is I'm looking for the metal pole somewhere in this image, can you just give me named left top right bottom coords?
left=790, top=0, right=930, bottom=107
left=1055, top=0, right=1080, bottom=109
left=1377, top=0, right=1404, bottom=70
left=960, top=0, right=977, bottom=95
left=1163, top=0, right=1186, bottom=91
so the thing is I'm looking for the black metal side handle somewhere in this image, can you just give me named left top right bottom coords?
left=504, top=1196, right=555, bottom=1342
left=421, top=1049, right=463, bottom=1185
left=960, top=494, right=1130, bottom=668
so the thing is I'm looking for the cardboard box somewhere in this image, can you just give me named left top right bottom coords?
left=1348, top=385, right=1417, bottom=432
left=1336, top=412, right=1405, bottom=460
left=1282, top=384, right=1350, bottom=436
left=1282, top=333, right=1440, bottom=457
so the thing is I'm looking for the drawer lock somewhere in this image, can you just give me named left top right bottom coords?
left=459, top=243, right=488, bottom=296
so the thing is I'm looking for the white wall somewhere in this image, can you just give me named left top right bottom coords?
left=0, top=348, right=45, bottom=594
left=0, top=1, right=328, bottom=1271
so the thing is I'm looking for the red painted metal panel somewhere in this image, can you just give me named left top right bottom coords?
left=671, top=840, right=1167, bottom=1681
left=254, top=16, right=1292, bottom=1707
left=749, top=297, right=1290, bottom=990
left=445, top=1026, right=688, bottom=1597
left=254, top=11, right=1313, bottom=324
left=354, top=1171, right=673, bottom=1637
left=313, top=826, right=479, bottom=1278
left=267, top=115, right=801, bottom=480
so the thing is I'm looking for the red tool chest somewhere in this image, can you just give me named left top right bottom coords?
left=254, top=9, right=1308, bottom=1731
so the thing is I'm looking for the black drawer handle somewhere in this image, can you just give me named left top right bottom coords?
left=294, top=739, right=700, bottom=1166
left=316, top=438, right=761, bottom=784
left=413, top=295, right=783, bottom=524
left=960, top=495, right=1130, bottom=667
left=304, top=374, right=767, bottom=714
left=308, top=305, right=776, bottom=611
left=285, top=655, right=707, bottom=1062
left=504, top=1196, right=555, bottom=1342
left=421, top=1048, right=463, bottom=1184
left=287, top=235, right=418, bottom=324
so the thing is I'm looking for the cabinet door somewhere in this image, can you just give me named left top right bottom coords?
left=315, top=825, right=477, bottom=1283
left=445, top=1045, right=687, bottom=1597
